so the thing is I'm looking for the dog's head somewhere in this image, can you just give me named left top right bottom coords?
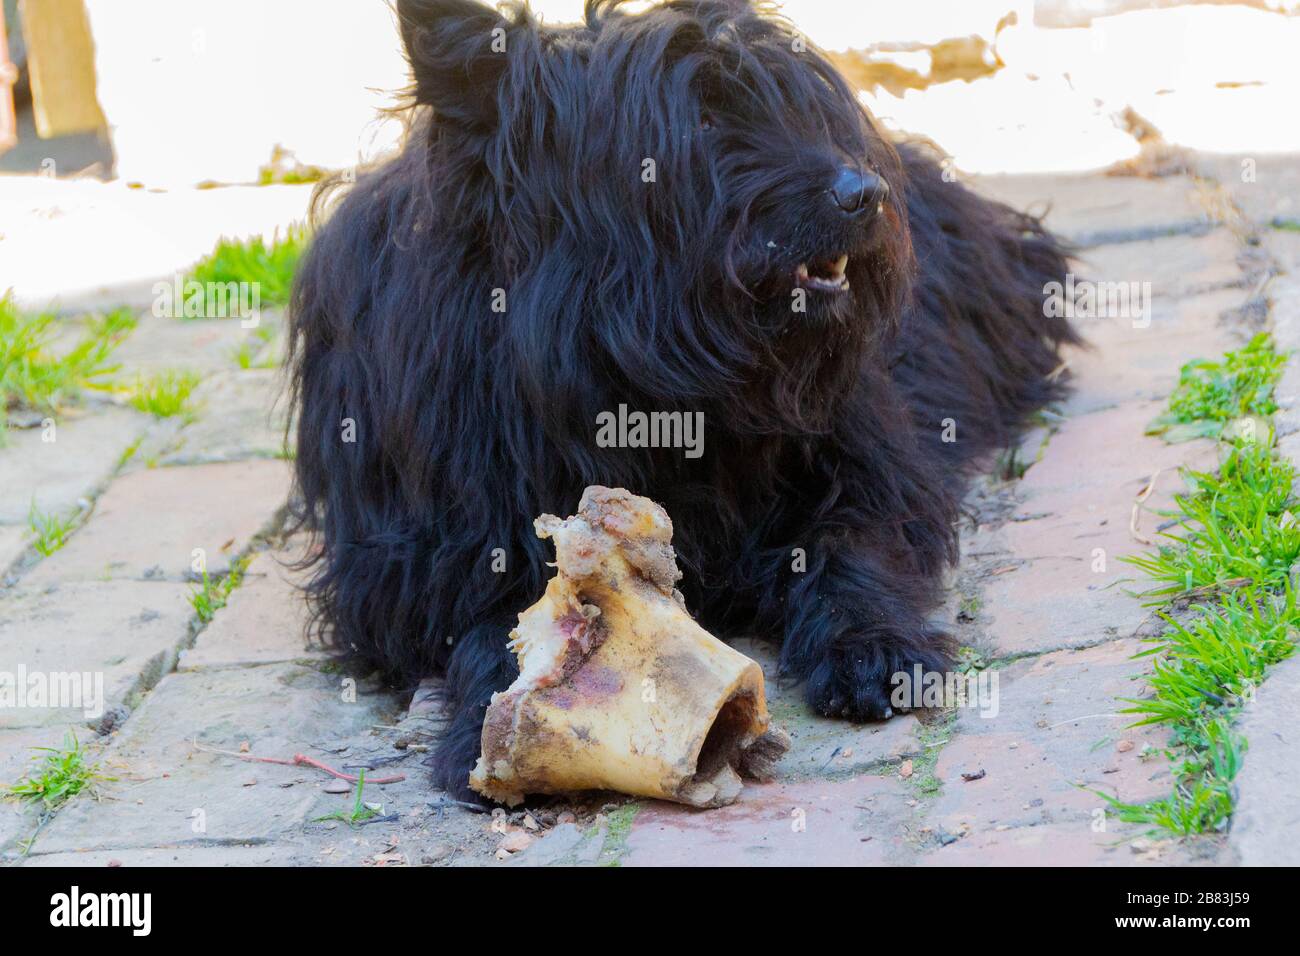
left=398, top=0, right=913, bottom=424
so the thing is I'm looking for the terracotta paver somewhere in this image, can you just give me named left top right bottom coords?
left=0, top=407, right=147, bottom=524
left=112, top=313, right=283, bottom=377
left=22, top=459, right=291, bottom=584
left=158, top=370, right=289, bottom=466
left=620, top=775, right=915, bottom=867
left=0, top=581, right=195, bottom=734
left=969, top=171, right=1212, bottom=247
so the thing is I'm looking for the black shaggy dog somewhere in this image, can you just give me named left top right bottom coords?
left=288, top=0, right=1078, bottom=798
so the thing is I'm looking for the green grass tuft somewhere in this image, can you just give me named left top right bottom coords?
left=189, top=556, right=248, bottom=624
left=312, top=770, right=382, bottom=827
left=1, top=295, right=136, bottom=419
left=27, top=501, right=81, bottom=557
left=5, top=731, right=113, bottom=811
left=128, top=369, right=201, bottom=420
left=186, top=225, right=308, bottom=313
left=1124, top=589, right=1297, bottom=731
left=1099, top=716, right=1243, bottom=835
left=230, top=326, right=278, bottom=370
left=1147, top=333, right=1285, bottom=442
left=1124, top=442, right=1300, bottom=597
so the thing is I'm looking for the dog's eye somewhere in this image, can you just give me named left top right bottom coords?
left=700, top=113, right=715, bottom=132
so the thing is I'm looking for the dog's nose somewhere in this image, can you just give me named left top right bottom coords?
left=830, top=166, right=889, bottom=216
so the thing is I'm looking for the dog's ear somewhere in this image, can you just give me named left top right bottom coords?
left=397, top=0, right=511, bottom=126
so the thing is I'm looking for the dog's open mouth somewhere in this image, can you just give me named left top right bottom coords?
left=795, top=253, right=850, bottom=292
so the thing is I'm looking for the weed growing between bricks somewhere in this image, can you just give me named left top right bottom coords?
left=1109, top=333, right=1299, bottom=835
left=596, top=802, right=640, bottom=867
left=3, top=730, right=114, bottom=856
left=231, top=325, right=279, bottom=370
left=190, top=555, right=251, bottom=624
left=26, top=500, right=84, bottom=557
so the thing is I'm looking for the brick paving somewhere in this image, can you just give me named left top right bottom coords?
left=1, top=158, right=1295, bottom=866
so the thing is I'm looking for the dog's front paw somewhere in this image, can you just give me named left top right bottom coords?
left=806, top=655, right=897, bottom=721
left=805, top=640, right=949, bottom=722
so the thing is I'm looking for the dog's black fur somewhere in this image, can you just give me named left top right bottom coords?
left=288, top=0, right=1078, bottom=798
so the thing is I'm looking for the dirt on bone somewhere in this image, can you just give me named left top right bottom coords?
left=468, top=485, right=789, bottom=808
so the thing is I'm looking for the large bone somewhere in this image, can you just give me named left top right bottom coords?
left=469, top=486, right=789, bottom=808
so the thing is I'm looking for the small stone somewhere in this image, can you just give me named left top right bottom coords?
left=556, top=811, right=576, bottom=825
left=499, top=830, right=534, bottom=854
left=1116, top=739, right=1135, bottom=753
left=899, top=759, right=914, bottom=779
left=960, top=769, right=986, bottom=782
left=523, top=813, right=540, bottom=831
left=323, top=779, right=353, bottom=794
left=421, top=845, right=452, bottom=864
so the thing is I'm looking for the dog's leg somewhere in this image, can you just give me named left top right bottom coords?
left=433, top=615, right=520, bottom=798
left=748, top=381, right=960, bottom=720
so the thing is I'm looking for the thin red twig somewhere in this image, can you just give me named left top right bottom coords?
left=191, top=739, right=406, bottom=784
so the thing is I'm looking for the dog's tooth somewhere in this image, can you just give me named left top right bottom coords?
left=833, top=254, right=848, bottom=275
left=796, top=263, right=809, bottom=280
